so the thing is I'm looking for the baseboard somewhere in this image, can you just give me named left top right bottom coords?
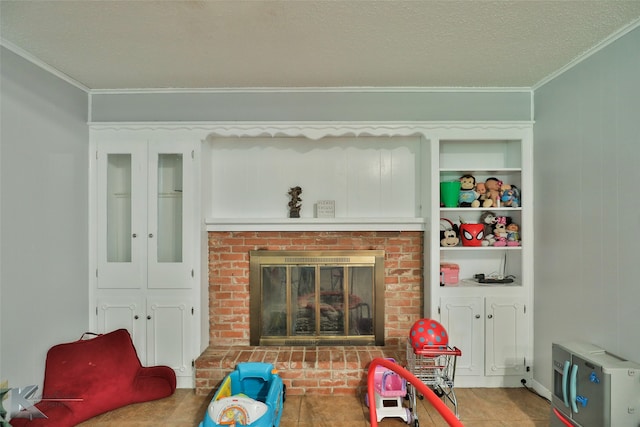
left=530, top=378, right=552, bottom=400
left=176, top=376, right=195, bottom=389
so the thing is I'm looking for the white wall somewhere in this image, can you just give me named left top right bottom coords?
left=533, top=26, right=640, bottom=391
left=0, top=47, right=89, bottom=389
left=206, top=136, right=422, bottom=219
left=91, top=90, right=532, bottom=122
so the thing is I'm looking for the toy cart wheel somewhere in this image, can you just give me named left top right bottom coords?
left=414, top=419, right=420, bottom=427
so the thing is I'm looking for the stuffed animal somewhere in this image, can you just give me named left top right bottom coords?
left=506, top=222, right=521, bottom=246
left=492, top=216, right=509, bottom=247
left=458, top=174, right=478, bottom=207
left=440, top=218, right=460, bottom=247
left=440, top=225, right=460, bottom=247
left=484, top=177, right=502, bottom=207
left=479, top=211, right=497, bottom=246
left=473, top=182, right=493, bottom=208
left=500, top=184, right=520, bottom=208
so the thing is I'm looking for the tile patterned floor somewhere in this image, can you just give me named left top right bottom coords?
left=77, top=387, right=550, bottom=427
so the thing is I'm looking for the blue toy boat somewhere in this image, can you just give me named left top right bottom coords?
left=199, top=362, right=285, bottom=427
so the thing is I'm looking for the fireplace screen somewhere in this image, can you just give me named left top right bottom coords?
left=250, top=250, right=385, bottom=346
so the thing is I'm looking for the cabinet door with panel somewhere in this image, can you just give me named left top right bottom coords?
left=439, top=296, right=483, bottom=376
left=97, top=296, right=146, bottom=360
left=485, top=296, right=528, bottom=376
left=145, top=295, right=193, bottom=378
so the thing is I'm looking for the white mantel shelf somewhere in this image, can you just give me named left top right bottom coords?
left=205, top=217, right=426, bottom=232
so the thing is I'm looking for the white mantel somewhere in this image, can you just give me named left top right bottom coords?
left=204, top=217, right=426, bottom=232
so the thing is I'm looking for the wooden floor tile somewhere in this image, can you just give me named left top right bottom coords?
left=76, top=387, right=550, bottom=426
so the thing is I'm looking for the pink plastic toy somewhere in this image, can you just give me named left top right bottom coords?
left=365, top=358, right=411, bottom=423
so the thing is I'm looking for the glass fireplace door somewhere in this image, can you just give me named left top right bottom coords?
left=252, top=251, right=383, bottom=346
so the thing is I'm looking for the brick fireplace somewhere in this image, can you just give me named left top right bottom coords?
left=195, top=230, right=424, bottom=395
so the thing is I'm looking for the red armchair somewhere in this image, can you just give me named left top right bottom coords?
left=10, top=329, right=176, bottom=426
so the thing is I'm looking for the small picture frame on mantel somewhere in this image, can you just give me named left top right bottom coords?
left=316, top=200, right=335, bottom=218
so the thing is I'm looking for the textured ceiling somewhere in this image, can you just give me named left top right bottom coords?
left=1, top=1, right=640, bottom=90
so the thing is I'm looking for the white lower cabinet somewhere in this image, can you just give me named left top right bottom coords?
left=440, top=295, right=529, bottom=385
left=97, top=294, right=193, bottom=382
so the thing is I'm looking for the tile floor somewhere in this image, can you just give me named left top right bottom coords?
left=77, top=387, right=550, bottom=427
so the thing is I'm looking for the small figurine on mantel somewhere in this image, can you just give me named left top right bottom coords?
left=288, top=186, right=302, bottom=218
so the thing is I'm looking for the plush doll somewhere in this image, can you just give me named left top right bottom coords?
left=500, top=184, right=520, bottom=208
left=484, top=177, right=502, bottom=207
left=506, top=222, right=521, bottom=246
left=473, top=182, right=493, bottom=208
left=440, top=224, right=460, bottom=247
left=492, top=216, right=509, bottom=247
left=479, top=211, right=497, bottom=246
left=458, top=174, right=478, bottom=207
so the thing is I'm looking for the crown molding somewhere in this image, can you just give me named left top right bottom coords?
left=1, top=38, right=90, bottom=93
left=88, top=86, right=533, bottom=95
left=533, top=18, right=640, bottom=91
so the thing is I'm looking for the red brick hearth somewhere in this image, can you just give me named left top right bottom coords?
left=195, top=230, right=423, bottom=396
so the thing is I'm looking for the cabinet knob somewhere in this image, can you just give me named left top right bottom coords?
left=134, top=315, right=139, bottom=320
left=132, top=233, right=137, bottom=238
left=475, top=314, right=481, bottom=319
left=487, top=314, right=493, bottom=319
left=148, top=233, right=154, bottom=238
left=147, top=315, right=151, bottom=320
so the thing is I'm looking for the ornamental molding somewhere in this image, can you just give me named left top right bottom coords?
left=89, top=121, right=533, bottom=140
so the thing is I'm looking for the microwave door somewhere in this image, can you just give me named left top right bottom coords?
left=552, top=346, right=573, bottom=419
left=571, top=355, right=605, bottom=427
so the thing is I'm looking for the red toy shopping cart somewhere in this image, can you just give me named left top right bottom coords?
left=404, top=318, right=462, bottom=425
left=406, top=340, right=462, bottom=425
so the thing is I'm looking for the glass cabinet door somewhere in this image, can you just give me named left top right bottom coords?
left=97, top=141, right=147, bottom=289
left=156, top=153, right=183, bottom=263
left=106, top=154, right=132, bottom=263
left=97, top=140, right=194, bottom=290
left=147, top=142, right=194, bottom=289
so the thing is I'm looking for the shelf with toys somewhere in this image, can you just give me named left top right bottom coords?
left=439, top=209, right=523, bottom=249
left=427, top=130, right=533, bottom=386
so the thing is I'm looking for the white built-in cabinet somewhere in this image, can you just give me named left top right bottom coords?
left=91, top=132, right=200, bottom=387
left=428, top=127, right=533, bottom=387
left=88, top=122, right=533, bottom=390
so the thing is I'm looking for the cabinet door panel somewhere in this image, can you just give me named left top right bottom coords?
left=145, top=296, right=192, bottom=377
left=485, top=296, right=528, bottom=376
left=440, top=297, right=483, bottom=376
left=97, top=141, right=147, bottom=289
left=147, top=142, right=195, bottom=289
left=96, top=297, right=146, bottom=360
